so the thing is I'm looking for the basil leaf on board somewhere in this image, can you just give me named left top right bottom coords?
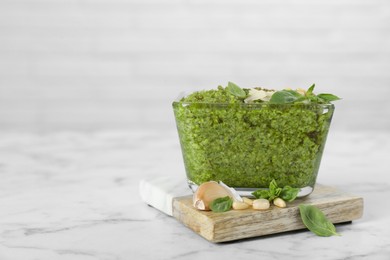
left=280, top=186, right=299, bottom=202
left=269, top=179, right=279, bottom=193
left=299, top=204, right=340, bottom=237
left=269, top=90, right=299, bottom=104
left=251, top=189, right=270, bottom=199
left=227, top=82, right=246, bottom=98
left=210, top=196, right=233, bottom=212
left=269, top=179, right=282, bottom=200
left=252, top=179, right=284, bottom=201
left=317, top=93, right=341, bottom=102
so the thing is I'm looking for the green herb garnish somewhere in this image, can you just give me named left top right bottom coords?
left=210, top=196, right=233, bottom=212
left=280, top=186, right=300, bottom=202
left=252, top=179, right=299, bottom=202
left=306, top=83, right=315, bottom=96
left=226, top=82, right=246, bottom=98
left=299, top=204, right=340, bottom=237
left=317, top=93, right=341, bottom=102
left=269, top=90, right=300, bottom=104
left=305, top=84, right=340, bottom=103
left=268, top=84, right=340, bottom=105
left=252, top=189, right=271, bottom=200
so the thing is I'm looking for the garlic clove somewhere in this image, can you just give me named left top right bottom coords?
left=193, top=199, right=206, bottom=210
left=219, top=181, right=243, bottom=202
left=193, top=181, right=232, bottom=211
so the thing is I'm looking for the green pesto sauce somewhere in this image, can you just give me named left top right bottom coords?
left=173, top=86, right=335, bottom=188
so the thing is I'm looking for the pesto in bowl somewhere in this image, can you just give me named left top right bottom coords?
left=172, top=83, right=338, bottom=197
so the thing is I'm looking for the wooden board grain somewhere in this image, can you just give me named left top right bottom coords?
left=172, top=184, right=363, bottom=242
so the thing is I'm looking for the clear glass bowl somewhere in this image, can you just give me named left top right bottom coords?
left=172, top=100, right=335, bottom=197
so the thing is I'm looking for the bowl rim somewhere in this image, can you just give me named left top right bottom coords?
left=172, top=100, right=335, bottom=108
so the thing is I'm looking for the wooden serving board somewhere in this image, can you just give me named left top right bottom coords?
left=172, top=184, right=363, bottom=242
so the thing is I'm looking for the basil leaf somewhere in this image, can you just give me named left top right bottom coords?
left=227, top=82, right=246, bottom=98
left=269, top=90, right=299, bottom=104
left=269, top=179, right=282, bottom=198
left=284, top=89, right=304, bottom=98
left=280, top=186, right=299, bottom=202
left=252, top=179, right=281, bottom=200
left=269, top=179, right=278, bottom=193
left=210, top=196, right=233, bottom=212
left=308, top=95, right=322, bottom=103
left=299, top=204, right=340, bottom=237
left=306, top=84, right=315, bottom=96
left=252, top=179, right=294, bottom=201
left=251, top=189, right=270, bottom=199
left=317, top=93, right=341, bottom=102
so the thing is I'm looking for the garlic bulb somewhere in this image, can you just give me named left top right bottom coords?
left=193, top=181, right=232, bottom=211
left=219, top=181, right=243, bottom=202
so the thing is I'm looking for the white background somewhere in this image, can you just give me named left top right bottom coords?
left=0, top=0, right=389, bottom=132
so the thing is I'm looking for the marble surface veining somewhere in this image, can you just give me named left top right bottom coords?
left=0, top=128, right=389, bottom=260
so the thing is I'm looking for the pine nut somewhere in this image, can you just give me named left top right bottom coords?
left=252, top=199, right=270, bottom=210
left=232, top=201, right=250, bottom=210
left=243, top=197, right=253, bottom=205
left=273, top=198, right=286, bottom=208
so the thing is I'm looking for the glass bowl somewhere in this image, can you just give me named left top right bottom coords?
left=172, top=100, right=334, bottom=197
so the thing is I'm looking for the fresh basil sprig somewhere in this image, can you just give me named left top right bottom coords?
left=226, top=82, right=246, bottom=98
left=280, top=186, right=300, bottom=202
left=306, top=83, right=315, bottom=96
left=268, top=179, right=282, bottom=200
left=268, top=90, right=299, bottom=104
left=252, top=179, right=299, bottom=202
left=210, top=196, right=233, bottom=212
left=269, top=84, right=340, bottom=104
left=225, top=82, right=340, bottom=104
left=317, top=93, right=341, bottom=102
left=299, top=204, right=340, bottom=237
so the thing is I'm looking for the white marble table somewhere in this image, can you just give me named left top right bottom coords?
left=0, top=128, right=389, bottom=260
